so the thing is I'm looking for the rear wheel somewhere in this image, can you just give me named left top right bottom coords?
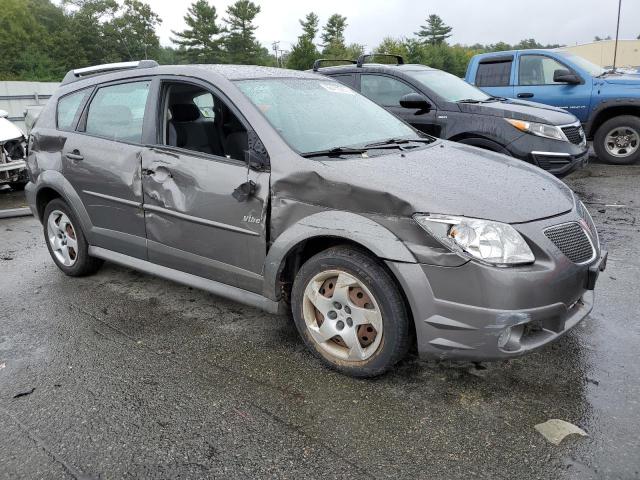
left=594, top=115, right=640, bottom=165
left=43, top=199, right=103, bottom=276
left=291, top=246, right=410, bottom=377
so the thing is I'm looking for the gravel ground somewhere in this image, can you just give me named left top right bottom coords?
left=0, top=161, right=639, bottom=479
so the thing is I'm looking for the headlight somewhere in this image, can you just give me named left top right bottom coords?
left=413, top=214, right=535, bottom=266
left=505, top=119, right=566, bottom=142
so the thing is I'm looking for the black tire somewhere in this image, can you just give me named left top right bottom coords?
left=291, top=246, right=410, bottom=377
left=43, top=198, right=103, bottom=277
left=593, top=115, right=640, bottom=165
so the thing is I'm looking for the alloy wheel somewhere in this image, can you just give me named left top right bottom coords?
left=47, top=210, right=78, bottom=267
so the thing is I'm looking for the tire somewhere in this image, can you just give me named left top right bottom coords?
left=43, top=198, right=103, bottom=277
left=593, top=115, right=640, bottom=165
left=291, top=246, right=410, bottom=377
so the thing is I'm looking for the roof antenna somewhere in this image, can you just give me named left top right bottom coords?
left=612, top=0, right=622, bottom=72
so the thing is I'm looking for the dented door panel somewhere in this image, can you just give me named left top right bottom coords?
left=141, top=147, right=269, bottom=293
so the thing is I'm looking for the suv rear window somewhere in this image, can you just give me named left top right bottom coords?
left=57, top=88, right=91, bottom=131
left=475, top=60, right=512, bottom=87
left=85, top=81, right=150, bottom=143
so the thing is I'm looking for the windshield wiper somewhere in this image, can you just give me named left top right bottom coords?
left=364, top=137, right=433, bottom=148
left=484, top=96, right=508, bottom=102
left=300, top=146, right=368, bottom=158
left=457, top=98, right=481, bottom=104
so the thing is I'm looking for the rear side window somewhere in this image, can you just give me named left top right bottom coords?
left=85, top=81, right=150, bottom=143
left=360, top=75, right=418, bottom=106
left=330, top=74, right=355, bottom=88
left=475, top=60, right=512, bottom=87
left=57, top=89, right=90, bottom=131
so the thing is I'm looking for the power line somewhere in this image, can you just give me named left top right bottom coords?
left=613, top=0, right=622, bottom=71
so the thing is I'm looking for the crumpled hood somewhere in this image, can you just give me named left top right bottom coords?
left=280, top=141, right=574, bottom=224
left=457, top=99, right=577, bottom=126
left=0, top=117, right=25, bottom=143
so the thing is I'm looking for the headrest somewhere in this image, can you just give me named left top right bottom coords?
left=170, top=103, right=200, bottom=122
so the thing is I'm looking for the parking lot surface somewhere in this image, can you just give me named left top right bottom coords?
left=1, top=162, right=639, bottom=479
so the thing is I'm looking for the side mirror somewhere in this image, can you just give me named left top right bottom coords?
left=0, top=109, right=8, bottom=118
left=399, top=93, right=431, bottom=111
left=553, top=69, right=581, bottom=84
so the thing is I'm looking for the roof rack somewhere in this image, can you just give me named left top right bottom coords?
left=61, top=60, right=159, bottom=85
left=312, top=59, right=357, bottom=72
left=356, top=54, right=404, bottom=67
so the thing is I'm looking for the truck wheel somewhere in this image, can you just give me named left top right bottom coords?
left=291, top=246, right=410, bottom=377
left=594, top=115, right=640, bottom=165
left=43, top=198, right=103, bottom=277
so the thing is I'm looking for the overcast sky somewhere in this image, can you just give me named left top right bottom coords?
left=145, top=0, right=640, bottom=51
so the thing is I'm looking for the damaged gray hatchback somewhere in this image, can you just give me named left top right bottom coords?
left=26, top=61, right=607, bottom=377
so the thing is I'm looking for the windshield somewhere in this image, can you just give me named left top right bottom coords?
left=556, top=51, right=606, bottom=76
left=405, top=69, right=491, bottom=102
left=235, top=78, right=420, bottom=154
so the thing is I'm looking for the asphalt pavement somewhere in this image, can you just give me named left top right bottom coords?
left=1, top=162, right=639, bottom=479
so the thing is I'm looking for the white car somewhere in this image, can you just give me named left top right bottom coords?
left=0, top=109, right=27, bottom=190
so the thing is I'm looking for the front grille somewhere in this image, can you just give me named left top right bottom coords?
left=561, top=125, right=585, bottom=145
left=544, top=222, right=594, bottom=263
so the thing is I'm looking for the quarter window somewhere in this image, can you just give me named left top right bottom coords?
left=57, top=89, right=91, bottom=131
left=331, top=74, right=355, bottom=88
left=85, top=81, right=150, bottom=143
left=475, top=60, right=512, bottom=87
left=519, top=55, right=569, bottom=85
left=360, top=75, right=418, bottom=106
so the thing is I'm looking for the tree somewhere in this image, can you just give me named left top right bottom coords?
left=287, top=12, right=320, bottom=70
left=223, top=0, right=265, bottom=64
left=171, top=0, right=225, bottom=63
left=106, top=0, right=162, bottom=61
left=321, top=14, right=347, bottom=57
left=415, top=14, right=452, bottom=45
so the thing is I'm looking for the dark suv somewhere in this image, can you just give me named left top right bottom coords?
left=26, top=61, right=606, bottom=377
left=315, top=55, right=589, bottom=177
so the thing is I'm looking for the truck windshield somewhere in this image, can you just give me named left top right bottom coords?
left=235, top=78, right=421, bottom=155
left=556, top=52, right=606, bottom=77
left=405, top=69, right=491, bottom=102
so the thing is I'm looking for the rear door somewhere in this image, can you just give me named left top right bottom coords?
left=62, top=79, right=153, bottom=259
left=141, top=78, right=270, bottom=293
left=359, top=73, right=441, bottom=137
left=472, top=55, right=515, bottom=99
left=513, top=53, right=592, bottom=122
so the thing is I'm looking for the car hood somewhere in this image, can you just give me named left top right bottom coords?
left=457, top=99, right=577, bottom=125
left=277, top=141, right=574, bottom=224
left=0, top=117, right=25, bottom=143
left=602, top=74, right=640, bottom=86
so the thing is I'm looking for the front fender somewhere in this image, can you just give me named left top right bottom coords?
left=263, top=210, right=416, bottom=300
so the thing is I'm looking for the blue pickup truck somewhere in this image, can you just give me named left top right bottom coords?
left=466, top=49, right=640, bottom=164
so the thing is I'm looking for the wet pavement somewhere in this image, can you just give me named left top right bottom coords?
left=1, top=162, right=639, bottom=479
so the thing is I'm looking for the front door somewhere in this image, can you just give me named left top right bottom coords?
left=359, top=73, right=441, bottom=137
left=62, top=80, right=152, bottom=259
left=141, top=80, right=270, bottom=293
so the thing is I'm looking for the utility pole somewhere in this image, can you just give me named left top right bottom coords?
left=272, top=41, right=280, bottom=68
left=613, top=0, right=622, bottom=71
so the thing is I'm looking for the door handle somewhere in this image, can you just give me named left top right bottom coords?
left=517, top=92, right=534, bottom=98
left=65, top=150, right=84, bottom=161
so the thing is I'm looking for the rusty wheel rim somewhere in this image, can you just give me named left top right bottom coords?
left=303, top=270, right=383, bottom=361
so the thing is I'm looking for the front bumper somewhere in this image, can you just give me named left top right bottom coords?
left=506, top=134, right=588, bottom=177
left=386, top=212, right=606, bottom=361
left=0, top=159, right=27, bottom=184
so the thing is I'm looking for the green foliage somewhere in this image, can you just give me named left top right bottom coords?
left=223, top=0, right=265, bottom=64
left=321, top=14, right=348, bottom=56
left=286, top=12, right=320, bottom=70
left=171, top=0, right=225, bottom=63
left=415, top=14, right=452, bottom=45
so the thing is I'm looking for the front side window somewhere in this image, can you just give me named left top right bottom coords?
left=475, top=60, right=512, bottom=87
left=57, top=88, right=91, bottom=131
left=360, top=75, right=418, bottom=106
left=85, top=81, right=150, bottom=143
left=406, top=70, right=490, bottom=102
left=236, top=78, right=419, bottom=155
left=519, top=55, right=568, bottom=85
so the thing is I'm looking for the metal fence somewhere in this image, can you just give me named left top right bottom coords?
left=0, top=81, right=60, bottom=133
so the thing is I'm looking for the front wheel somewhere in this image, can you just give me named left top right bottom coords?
left=593, top=115, right=640, bottom=165
left=291, top=246, right=410, bottom=377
